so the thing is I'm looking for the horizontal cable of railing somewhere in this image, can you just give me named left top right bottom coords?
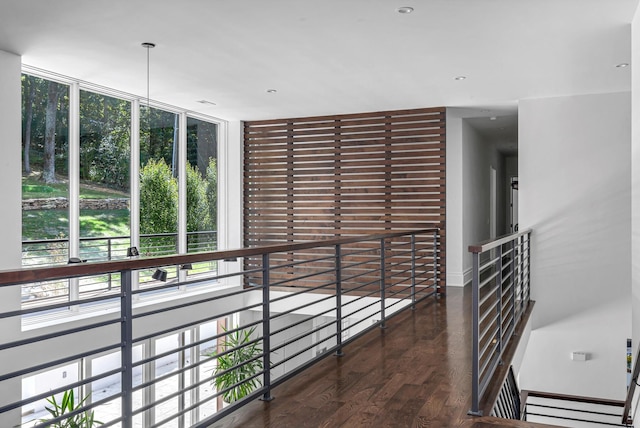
left=1, top=228, right=440, bottom=428
left=522, top=390, right=629, bottom=427
left=468, top=228, right=532, bottom=417
left=23, top=230, right=217, bottom=264
left=21, top=231, right=218, bottom=307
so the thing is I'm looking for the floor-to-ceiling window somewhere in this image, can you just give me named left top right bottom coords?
left=79, top=90, right=132, bottom=295
left=79, top=90, right=131, bottom=255
left=18, top=68, right=225, bottom=426
left=21, top=74, right=70, bottom=264
left=139, top=105, right=179, bottom=257
left=185, top=116, right=218, bottom=275
left=21, top=73, right=70, bottom=302
left=20, top=69, right=223, bottom=306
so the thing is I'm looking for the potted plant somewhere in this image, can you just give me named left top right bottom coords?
left=39, top=388, right=102, bottom=427
left=211, top=326, right=264, bottom=403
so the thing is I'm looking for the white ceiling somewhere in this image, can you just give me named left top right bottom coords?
left=0, top=0, right=636, bottom=129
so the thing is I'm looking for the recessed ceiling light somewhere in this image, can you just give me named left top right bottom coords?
left=197, top=100, right=217, bottom=106
left=454, top=76, right=466, bottom=81
left=616, top=63, right=629, bottom=68
left=489, top=116, right=497, bottom=121
left=397, top=6, right=414, bottom=14
left=266, top=89, right=278, bottom=93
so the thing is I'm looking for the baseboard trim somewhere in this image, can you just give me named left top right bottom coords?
left=447, top=268, right=473, bottom=287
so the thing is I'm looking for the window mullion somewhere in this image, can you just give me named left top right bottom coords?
left=131, top=99, right=141, bottom=292
left=69, top=82, right=80, bottom=303
left=178, top=112, right=188, bottom=283
left=131, top=99, right=141, bottom=253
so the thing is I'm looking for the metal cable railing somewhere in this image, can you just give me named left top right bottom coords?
left=468, top=228, right=532, bottom=416
left=522, top=390, right=630, bottom=427
left=22, top=231, right=218, bottom=266
left=1, top=228, right=440, bottom=428
left=21, top=231, right=217, bottom=306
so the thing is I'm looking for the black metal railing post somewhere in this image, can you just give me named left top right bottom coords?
left=497, top=244, right=503, bottom=358
left=518, top=235, right=524, bottom=319
left=433, top=230, right=439, bottom=296
left=121, top=269, right=133, bottom=428
left=261, top=253, right=274, bottom=402
left=526, top=233, right=531, bottom=305
left=380, top=238, right=386, bottom=329
left=510, top=239, right=516, bottom=338
left=108, top=238, right=113, bottom=290
left=469, top=251, right=482, bottom=416
left=335, top=244, right=344, bottom=356
left=411, top=234, right=416, bottom=310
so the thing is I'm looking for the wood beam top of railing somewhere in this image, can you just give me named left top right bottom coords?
left=522, top=390, right=626, bottom=408
left=1, top=228, right=439, bottom=286
left=468, top=228, right=532, bottom=254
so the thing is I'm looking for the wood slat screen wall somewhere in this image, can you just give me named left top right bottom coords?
left=243, top=107, right=446, bottom=293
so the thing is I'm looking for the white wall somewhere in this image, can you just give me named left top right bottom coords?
left=217, top=120, right=244, bottom=283
left=0, top=50, right=22, bottom=308
left=518, top=92, right=632, bottom=400
left=446, top=110, right=465, bottom=286
left=0, top=49, right=22, bottom=428
left=462, top=120, right=493, bottom=273
left=447, top=109, right=505, bottom=286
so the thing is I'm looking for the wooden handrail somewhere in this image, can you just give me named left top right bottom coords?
left=522, top=390, right=625, bottom=408
left=622, top=345, right=640, bottom=423
left=468, top=228, right=532, bottom=254
left=0, top=228, right=439, bottom=286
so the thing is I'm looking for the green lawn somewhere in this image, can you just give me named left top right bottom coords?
left=22, top=176, right=127, bottom=199
left=22, top=174, right=130, bottom=240
left=80, top=210, right=130, bottom=237
left=23, top=209, right=130, bottom=240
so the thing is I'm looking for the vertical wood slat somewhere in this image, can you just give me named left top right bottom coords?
left=243, top=107, right=446, bottom=293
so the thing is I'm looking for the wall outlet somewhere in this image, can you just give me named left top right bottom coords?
left=571, top=351, right=588, bottom=361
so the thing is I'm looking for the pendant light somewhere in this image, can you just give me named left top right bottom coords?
left=141, top=42, right=155, bottom=139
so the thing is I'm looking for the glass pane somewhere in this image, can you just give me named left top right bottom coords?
left=154, top=334, right=181, bottom=425
left=22, top=74, right=70, bottom=266
left=78, top=91, right=130, bottom=297
left=21, top=362, right=79, bottom=427
left=21, top=75, right=70, bottom=305
left=186, top=117, right=218, bottom=276
left=90, top=346, right=144, bottom=426
left=139, top=106, right=178, bottom=258
left=79, top=90, right=131, bottom=275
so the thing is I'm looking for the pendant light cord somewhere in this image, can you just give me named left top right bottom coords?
left=141, top=42, right=155, bottom=133
left=146, top=45, right=150, bottom=111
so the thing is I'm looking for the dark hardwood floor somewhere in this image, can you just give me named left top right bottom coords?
left=210, top=287, right=553, bottom=428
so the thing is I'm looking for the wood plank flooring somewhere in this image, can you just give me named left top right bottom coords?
left=210, top=287, right=549, bottom=428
